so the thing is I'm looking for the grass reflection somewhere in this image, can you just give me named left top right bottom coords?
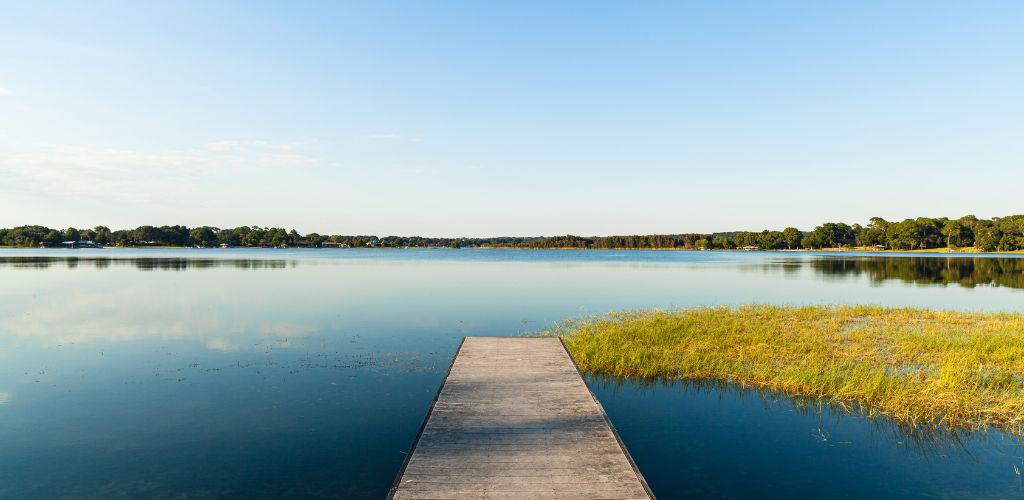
left=586, top=374, right=1023, bottom=458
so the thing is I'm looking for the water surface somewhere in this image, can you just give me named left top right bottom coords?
left=1, top=248, right=1023, bottom=498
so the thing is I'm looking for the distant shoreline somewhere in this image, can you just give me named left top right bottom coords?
left=475, top=246, right=1024, bottom=254
left=5, top=216, right=1024, bottom=252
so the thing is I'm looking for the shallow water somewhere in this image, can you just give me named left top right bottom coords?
left=1, top=248, right=1022, bottom=498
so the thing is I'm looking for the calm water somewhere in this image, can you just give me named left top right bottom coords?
left=1, top=248, right=1023, bottom=498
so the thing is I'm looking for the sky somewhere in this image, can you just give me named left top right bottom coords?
left=1, top=1, right=1022, bottom=237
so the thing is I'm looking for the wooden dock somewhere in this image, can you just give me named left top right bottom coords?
left=389, top=337, right=653, bottom=499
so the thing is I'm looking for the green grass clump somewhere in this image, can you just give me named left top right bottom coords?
left=547, top=305, right=1024, bottom=434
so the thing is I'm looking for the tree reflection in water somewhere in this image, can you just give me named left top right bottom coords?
left=0, top=256, right=290, bottom=271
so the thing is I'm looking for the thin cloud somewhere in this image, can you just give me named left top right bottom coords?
left=0, top=142, right=318, bottom=203
left=0, top=87, right=12, bottom=96
left=205, top=140, right=296, bottom=152
left=206, top=140, right=243, bottom=152
left=400, top=164, right=445, bottom=175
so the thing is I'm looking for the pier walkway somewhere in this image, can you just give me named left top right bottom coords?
left=389, top=337, right=653, bottom=499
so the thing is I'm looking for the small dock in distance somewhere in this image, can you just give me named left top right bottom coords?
left=389, top=337, right=653, bottom=499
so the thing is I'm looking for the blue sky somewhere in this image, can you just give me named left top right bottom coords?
left=1, top=1, right=1022, bottom=236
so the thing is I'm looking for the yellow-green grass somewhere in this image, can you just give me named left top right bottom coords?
left=545, top=305, right=1024, bottom=434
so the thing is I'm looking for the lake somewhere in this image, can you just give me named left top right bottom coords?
left=1, top=248, right=1023, bottom=498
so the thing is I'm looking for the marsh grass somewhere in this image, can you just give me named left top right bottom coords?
left=546, top=305, right=1024, bottom=434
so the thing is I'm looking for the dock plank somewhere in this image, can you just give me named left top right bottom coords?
left=389, top=337, right=653, bottom=499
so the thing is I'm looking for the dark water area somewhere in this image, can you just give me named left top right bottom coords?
left=594, top=378, right=1024, bottom=499
left=1, top=248, right=1023, bottom=498
left=808, top=255, right=1024, bottom=290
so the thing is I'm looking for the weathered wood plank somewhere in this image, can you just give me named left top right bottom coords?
left=389, top=337, right=653, bottom=499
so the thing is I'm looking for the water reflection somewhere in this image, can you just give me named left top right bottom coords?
left=588, top=375, right=1020, bottom=457
left=0, top=256, right=290, bottom=270
left=0, top=288, right=322, bottom=346
left=6, top=253, right=1024, bottom=292
left=810, top=256, right=1024, bottom=289
left=590, top=375, right=1024, bottom=499
left=3, top=249, right=1024, bottom=498
left=734, top=255, right=1024, bottom=290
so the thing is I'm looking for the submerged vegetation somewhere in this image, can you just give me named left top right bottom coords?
left=549, top=305, right=1024, bottom=434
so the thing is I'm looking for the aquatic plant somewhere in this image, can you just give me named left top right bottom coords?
left=547, top=305, right=1024, bottom=434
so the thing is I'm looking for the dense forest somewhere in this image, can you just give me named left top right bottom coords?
left=2, top=215, right=1023, bottom=251
left=515, top=215, right=1024, bottom=251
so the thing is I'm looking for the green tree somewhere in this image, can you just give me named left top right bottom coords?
left=781, top=227, right=802, bottom=249
left=269, top=228, right=288, bottom=246
left=306, top=233, right=324, bottom=247
left=957, top=215, right=978, bottom=247
left=802, top=223, right=855, bottom=249
left=189, top=227, right=217, bottom=246
left=132, top=226, right=162, bottom=244
left=110, top=230, right=130, bottom=246
left=914, top=217, right=944, bottom=248
left=94, top=226, right=112, bottom=244
left=733, top=231, right=757, bottom=248
left=711, top=235, right=732, bottom=249
left=887, top=219, right=922, bottom=250
left=974, top=220, right=1000, bottom=252
left=999, top=234, right=1020, bottom=252
left=757, top=231, right=786, bottom=250
left=45, top=230, right=62, bottom=245
left=858, top=217, right=889, bottom=247
left=217, top=228, right=242, bottom=246
left=942, top=219, right=962, bottom=248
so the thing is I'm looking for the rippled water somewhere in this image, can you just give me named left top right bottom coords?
left=1, top=248, right=1022, bottom=498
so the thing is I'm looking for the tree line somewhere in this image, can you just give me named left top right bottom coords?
left=521, top=215, right=1024, bottom=252
left=0, top=225, right=529, bottom=249
left=2, top=215, right=1023, bottom=251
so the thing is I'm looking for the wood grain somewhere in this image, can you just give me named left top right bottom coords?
left=390, top=337, right=652, bottom=499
